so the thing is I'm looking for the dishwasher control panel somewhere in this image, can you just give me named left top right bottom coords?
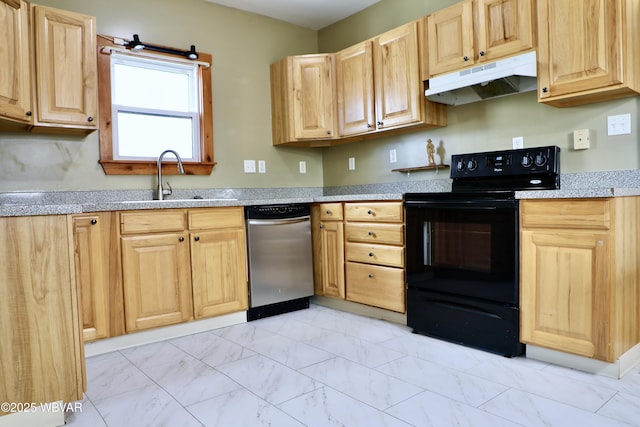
left=245, top=203, right=311, bottom=219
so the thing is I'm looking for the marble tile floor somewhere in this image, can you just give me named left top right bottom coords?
left=67, top=304, right=640, bottom=427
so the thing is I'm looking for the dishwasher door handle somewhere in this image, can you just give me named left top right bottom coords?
left=247, top=216, right=311, bottom=226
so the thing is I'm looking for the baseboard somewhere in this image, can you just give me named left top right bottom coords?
left=527, top=342, right=640, bottom=379
left=84, top=311, right=247, bottom=357
left=311, top=296, right=407, bottom=325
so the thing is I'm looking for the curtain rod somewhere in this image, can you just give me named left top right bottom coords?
left=100, top=46, right=211, bottom=68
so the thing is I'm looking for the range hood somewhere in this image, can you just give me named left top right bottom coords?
left=425, top=51, right=537, bottom=106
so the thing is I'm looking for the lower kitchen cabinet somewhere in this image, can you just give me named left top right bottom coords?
left=121, top=231, right=194, bottom=332
left=520, top=197, right=640, bottom=362
left=189, top=207, right=248, bottom=318
left=72, top=212, right=123, bottom=341
left=119, top=207, right=248, bottom=332
left=312, top=203, right=346, bottom=299
left=0, top=215, right=85, bottom=411
left=313, top=201, right=406, bottom=313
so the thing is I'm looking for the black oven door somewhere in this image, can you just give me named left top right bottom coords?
left=404, top=193, right=518, bottom=305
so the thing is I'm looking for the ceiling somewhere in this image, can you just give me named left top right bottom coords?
left=204, top=0, right=382, bottom=30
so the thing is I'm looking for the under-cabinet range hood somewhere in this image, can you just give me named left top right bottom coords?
left=425, top=51, right=537, bottom=106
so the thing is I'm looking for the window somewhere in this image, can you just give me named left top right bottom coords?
left=97, top=37, right=214, bottom=175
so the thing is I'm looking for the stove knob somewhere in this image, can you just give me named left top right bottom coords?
left=456, top=159, right=466, bottom=171
left=467, top=159, right=478, bottom=171
left=521, top=154, right=533, bottom=167
left=535, top=153, right=547, bottom=167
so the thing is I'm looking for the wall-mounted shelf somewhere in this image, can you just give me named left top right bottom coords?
left=392, top=164, right=449, bottom=176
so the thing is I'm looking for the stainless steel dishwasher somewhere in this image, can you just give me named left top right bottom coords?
left=245, top=204, right=314, bottom=320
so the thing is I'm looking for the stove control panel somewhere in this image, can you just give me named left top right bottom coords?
left=451, top=146, right=560, bottom=179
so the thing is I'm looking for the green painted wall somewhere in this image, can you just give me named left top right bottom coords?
left=0, top=0, right=323, bottom=191
left=318, top=0, right=639, bottom=187
left=1, top=0, right=638, bottom=192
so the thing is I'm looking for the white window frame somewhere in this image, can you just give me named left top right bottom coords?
left=109, top=53, right=201, bottom=162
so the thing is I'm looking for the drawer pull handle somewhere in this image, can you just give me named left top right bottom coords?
left=368, top=273, right=374, bottom=278
left=326, top=210, right=332, bottom=215
left=368, top=252, right=374, bottom=257
left=194, top=236, right=200, bottom=242
left=367, top=210, right=373, bottom=215
left=320, top=224, right=324, bottom=229
left=91, top=219, right=97, bottom=225
left=368, top=231, right=374, bottom=236
left=179, top=236, right=185, bottom=242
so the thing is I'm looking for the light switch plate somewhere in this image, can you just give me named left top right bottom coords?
left=258, top=160, right=266, bottom=173
left=244, top=159, right=256, bottom=173
left=348, top=157, right=356, bottom=170
left=512, top=136, right=524, bottom=149
left=389, top=149, right=397, bottom=163
left=299, top=161, right=306, bottom=174
left=607, top=114, right=631, bottom=136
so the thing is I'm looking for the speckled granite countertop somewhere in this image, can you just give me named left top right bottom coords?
left=1, top=170, right=638, bottom=217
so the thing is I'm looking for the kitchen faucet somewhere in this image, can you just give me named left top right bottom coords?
left=156, top=149, right=185, bottom=200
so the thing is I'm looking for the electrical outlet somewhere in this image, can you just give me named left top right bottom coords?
left=299, top=161, right=306, bottom=174
left=512, top=136, right=524, bottom=149
left=573, top=129, right=590, bottom=150
left=608, top=113, right=631, bottom=136
left=258, top=160, right=266, bottom=173
left=348, top=157, right=356, bottom=170
left=243, top=160, right=256, bottom=173
left=389, top=149, right=397, bottom=163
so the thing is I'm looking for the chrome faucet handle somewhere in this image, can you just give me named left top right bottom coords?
left=163, top=181, right=173, bottom=196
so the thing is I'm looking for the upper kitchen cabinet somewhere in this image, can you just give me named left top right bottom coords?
left=0, top=0, right=32, bottom=129
left=427, top=0, right=535, bottom=77
left=336, top=21, right=446, bottom=138
left=0, top=2, right=98, bottom=134
left=270, top=54, right=336, bottom=146
left=537, top=0, right=640, bottom=107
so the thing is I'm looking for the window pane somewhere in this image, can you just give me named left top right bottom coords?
left=113, top=62, right=192, bottom=112
left=115, top=112, right=194, bottom=159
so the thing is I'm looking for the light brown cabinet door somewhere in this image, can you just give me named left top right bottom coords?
left=73, top=214, right=110, bottom=342
left=0, top=0, right=32, bottom=124
left=32, top=4, right=97, bottom=128
left=191, top=228, right=248, bottom=318
left=373, top=21, right=422, bottom=129
left=291, top=54, right=335, bottom=140
left=520, top=230, right=611, bottom=360
left=537, top=0, right=621, bottom=100
left=121, top=233, right=193, bottom=331
left=320, top=220, right=345, bottom=299
left=427, top=0, right=475, bottom=76
left=336, top=42, right=375, bottom=136
left=475, top=0, right=535, bottom=62
left=0, top=216, right=84, bottom=409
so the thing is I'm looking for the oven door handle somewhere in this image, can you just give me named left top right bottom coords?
left=405, top=203, right=501, bottom=210
left=423, top=221, right=432, bottom=266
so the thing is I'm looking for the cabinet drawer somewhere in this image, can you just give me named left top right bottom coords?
left=345, top=223, right=404, bottom=245
left=346, top=242, right=404, bottom=267
left=318, top=203, right=343, bottom=221
left=120, top=210, right=186, bottom=234
left=521, top=199, right=610, bottom=230
left=345, top=202, right=403, bottom=222
left=188, top=207, right=244, bottom=230
left=346, top=261, right=405, bottom=312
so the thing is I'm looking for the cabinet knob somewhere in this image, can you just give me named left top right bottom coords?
left=87, top=116, right=94, bottom=122
left=463, top=56, right=469, bottom=61
left=368, top=273, right=374, bottom=278
left=368, top=231, right=374, bottom=236
left=367, top=123, right=373, bottom=129
left=368, top=252, right=374, bottom=257
left=479, top=51, right=486, bottom=57
left=194, top=236, right=200, bottom=242
left=377, top=121, right=383, bottom=127
left=26, top=111, right=32, bottom=117
left=542, top=87, right=549, bottom=94
left=326, top=130, right=332, bottom=135
left=319, top=224, right=324, bottom=229
left=90, top=219, right=97, bottom=225
left=367, top=210, right=373, bottom=215
left=179, top=236, right=185, bottom=242
left=325, top=210, right=332, bottom=215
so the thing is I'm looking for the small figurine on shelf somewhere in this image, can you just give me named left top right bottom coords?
left=426, top=139, right=436, bottom=166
